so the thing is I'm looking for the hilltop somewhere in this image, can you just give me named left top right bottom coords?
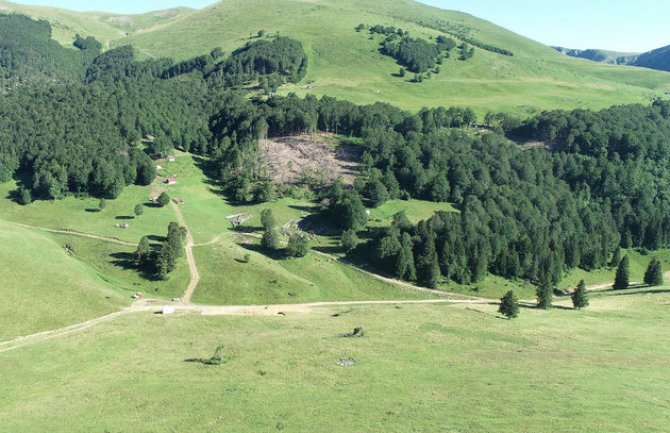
left=1, top=0, right=669, bottom=115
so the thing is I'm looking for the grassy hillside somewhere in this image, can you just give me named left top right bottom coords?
left=0, top=0, right=668, bottom=114
left=0, top=220, right=126, bottom=341
left=0, top=0, right=194, bottom=49
left=1, top=291, right=669, bottom=432
left=118, top=0, right=670, bottom=115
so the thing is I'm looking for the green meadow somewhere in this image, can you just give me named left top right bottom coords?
left=1, top=290, right=669, bottom=432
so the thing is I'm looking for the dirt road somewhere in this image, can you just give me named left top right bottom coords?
left=170, top=201, right=200, bottom=304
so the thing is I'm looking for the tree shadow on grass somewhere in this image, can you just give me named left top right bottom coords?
left=288, top=204, right=318, bottom=214
left=609, top=288, right=670, bottom=297
left=312, top=245, right=343, bottom=255
left=109, top=252, right=159, bottom=281
left=238, top=242, right=285, bottom=260
left=115, top=215, right=134, bottom=220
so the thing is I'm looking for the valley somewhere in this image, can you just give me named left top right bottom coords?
left=0, top=1, right=669, bottom=431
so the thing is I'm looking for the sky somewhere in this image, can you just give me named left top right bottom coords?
left=9, top=0, right=670, bottom=53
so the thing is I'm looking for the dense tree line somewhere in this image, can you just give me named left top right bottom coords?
left=510, top=100, right=670, bottom=250
left=0, top=14, right=97, bottom=88
left=396, top=15, right=514, bottom=56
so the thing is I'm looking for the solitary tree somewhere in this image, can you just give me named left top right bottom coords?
left=262, top=229, right=281, bottom=251
left=398, top=67, right=406, bottom=77
left=644, top=258, right=663, bottom=286
left=341, top=229, right=359, bottom=252
left=536, top=279, right=553, bottom=309
left=613, top=255, right=630, bottom=290
left=260, top=208, right=276, bottom=231
left=499, top=290, right=519, bottom=319
left=134, top=236, right=151, bottom=266
left=134, top=204, right=144, bottom=218
left=571, top=279, right=589, bottom=309
left=286, top=233, right=309, bottom=257
left=98, top=198, right=106, bottom=212
left=18, top=187, right=32, bottom=205
left=157, top=192, right=171, bottom=207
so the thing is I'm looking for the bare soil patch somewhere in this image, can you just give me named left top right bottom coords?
left=260, top=134, right=361, bottom=185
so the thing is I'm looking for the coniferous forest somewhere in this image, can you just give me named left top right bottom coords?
left=3, top=13, right=670, bottom=288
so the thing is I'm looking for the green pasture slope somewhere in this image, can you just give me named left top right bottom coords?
left=1, top=0, right=669, bottom=115
left=122, top=0, right=670, bottom=115
left=1, top=290, right=669, bottom=432
left=0, top=220, right=127, bottom=340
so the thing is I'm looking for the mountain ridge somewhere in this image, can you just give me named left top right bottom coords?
left=554, top=44, right=670, bottom=72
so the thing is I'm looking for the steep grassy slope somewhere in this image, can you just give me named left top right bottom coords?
left=0, top=0, right=194, bottom=49
left=119, top=0, right=670, bottom=114
left=0, top=220, right=127, bottom=341
left=1, top=292, right=669, bottom=432
left=1, top=0, right=669, bottom=114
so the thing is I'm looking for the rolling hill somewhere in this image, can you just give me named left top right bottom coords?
left=1, top=0, right=669, bottom=115
left=0, top=220, right=126, bottom=340
left=555, top=44, right=670, bottom=73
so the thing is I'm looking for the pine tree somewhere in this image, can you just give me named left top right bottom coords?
left=260, top=209, right=276, bottom=231
left=571, top=279, right=589, bottom=309
left=158, top=191, right=171, bottom=207
left=536, top=278, right=553, bottom=309
left=610, top=246, right=621, bottom=268
left=18, top=187, right=32, bottom=205
left=499, top=290, right=519, bottom=319
left=286, top=233, right=309, bottom=257
left=613, top=255, right=630, bottom=290
left=400, top=232, right=416, bottom=281
left=155, top=242, right=174, bottom=280
left=98, top=198, right=106, bottom=212
left=262, top=229, right=281, bottom=251
left=133, top=236, right=151, bottom=267
left=417, top=235, right=440, bottom=288
left=644, top=258, right=663, bottom=286
left=341, top=229, right=359, bottom=252
left=134, top=203, right=144, bottom=217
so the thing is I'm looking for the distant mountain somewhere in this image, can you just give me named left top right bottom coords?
left=553, top=45, right=670, bottom=72
left=552, top=47, right=638, bottom=65
left=634, top=45, right=670, bottom=72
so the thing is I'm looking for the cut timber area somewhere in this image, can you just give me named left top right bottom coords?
left=260, top=134, right=361, bottom=185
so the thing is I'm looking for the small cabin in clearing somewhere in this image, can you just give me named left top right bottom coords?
left=165, top=177, right=177, bottom=185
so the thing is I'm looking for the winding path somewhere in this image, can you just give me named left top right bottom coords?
left=0, top=297, right=491, bottom=354
left=170, top=201, right=200, bottom=304
left=14, top=223, right=137, bottom=247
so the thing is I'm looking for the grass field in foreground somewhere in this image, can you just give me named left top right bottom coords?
left=1, top=290, right=669, bottom=432
left=0, top=220, right=127, bottom=341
